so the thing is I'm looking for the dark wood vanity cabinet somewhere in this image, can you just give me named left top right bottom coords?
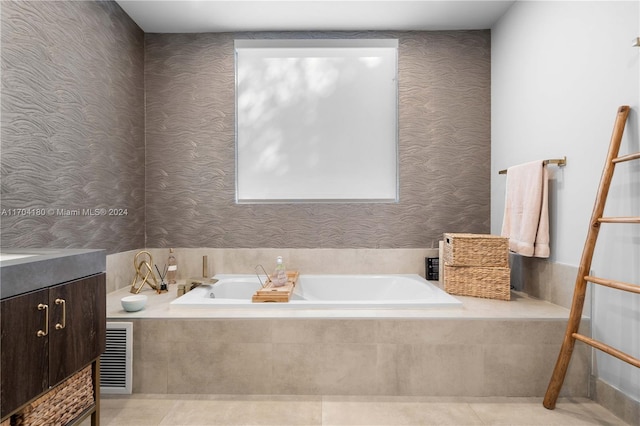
left=0, top=273, right=106, bottom=419
left=48, top=274, right=106, bottom=385
left=0, top=287, right=49, bottom=417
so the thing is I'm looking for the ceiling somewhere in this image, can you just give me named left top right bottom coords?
left=115, top=0, right=516, bottom=33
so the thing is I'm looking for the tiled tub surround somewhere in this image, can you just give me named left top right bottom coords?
left=510, top=254, right=583, bottom=310
left=105, top=248, right=441, bottom=293
left=106, top=287, right=590, bottom=398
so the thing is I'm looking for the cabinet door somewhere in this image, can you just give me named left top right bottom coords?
left=0, top=288, right=49, bottom=418
left=48, top=273, right=106, bottom=387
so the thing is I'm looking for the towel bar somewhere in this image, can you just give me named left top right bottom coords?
left=498, top=157, right=566, bottom=175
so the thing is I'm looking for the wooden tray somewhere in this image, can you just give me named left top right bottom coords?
left=252, top=271, right=299, bottom=303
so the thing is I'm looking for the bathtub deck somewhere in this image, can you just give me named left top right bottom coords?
left=107, top=283, right=574, bottom=319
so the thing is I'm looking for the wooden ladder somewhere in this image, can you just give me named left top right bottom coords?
left=543, top=105, right=640, bottom=410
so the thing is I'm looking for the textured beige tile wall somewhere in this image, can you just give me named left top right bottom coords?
left=0, top=1, right=145, bottom=253
left=518, top=256, right=583, bottom=310
left=152, top=247, right=440, bottom=278
left=144, top=31, right=491, bottom=249
left=106, top=249, right=142, bottom=293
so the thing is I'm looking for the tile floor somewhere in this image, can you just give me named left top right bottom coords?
left=87, top=394, right=631, bottom=425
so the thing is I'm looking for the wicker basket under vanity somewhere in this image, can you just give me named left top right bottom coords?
left=13, top=365, right=94, bottom=426
left=443, top=233, right=511, bottom=300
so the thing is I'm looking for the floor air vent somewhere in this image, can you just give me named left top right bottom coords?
left=100, top=322, right=133, bottom=394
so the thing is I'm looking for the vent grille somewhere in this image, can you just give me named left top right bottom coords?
left=100, top=322, right=132, bottom=394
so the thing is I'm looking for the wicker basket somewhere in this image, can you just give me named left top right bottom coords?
left=443, top=233, right=509, bottom=267
left=14, top=365, right=94, bottom=426
left=1, top=418, right=10, bottom=426
left=444, top=265, right=511, bottom=300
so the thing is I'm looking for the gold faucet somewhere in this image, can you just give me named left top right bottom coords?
left=176, top=255, right=219, bottom=297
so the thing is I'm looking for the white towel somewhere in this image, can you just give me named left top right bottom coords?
left=501, top=160, right=550, bottom=258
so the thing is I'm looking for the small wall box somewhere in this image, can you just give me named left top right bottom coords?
left=426, top=257, right=439, bottom=281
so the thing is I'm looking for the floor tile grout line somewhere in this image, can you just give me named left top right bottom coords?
left=466, top=401, right=493, bottom=425
left=91, top=395, right=630, bottom=426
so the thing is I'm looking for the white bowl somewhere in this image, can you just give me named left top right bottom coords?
left=121, top=294, right=148, bottom=312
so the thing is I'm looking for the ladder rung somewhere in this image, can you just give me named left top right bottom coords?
left=572, top=333, right=640, bottom=368
left=612, top=152, right=640, bottom=163
left=585, top=275, right=640, bottom=294
left=597, top=216, right=640, bottom=223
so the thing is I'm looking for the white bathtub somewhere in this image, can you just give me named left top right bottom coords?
left=170, top=274, right=461, bottom=309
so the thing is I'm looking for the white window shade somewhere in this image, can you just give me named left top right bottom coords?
left=235, top=39, right=398, bottom=203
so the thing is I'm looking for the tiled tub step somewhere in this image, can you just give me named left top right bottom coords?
left=115, top=316, right=589, bottom=397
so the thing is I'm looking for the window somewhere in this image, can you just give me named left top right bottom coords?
left=235, top=39, right=398, bottom=203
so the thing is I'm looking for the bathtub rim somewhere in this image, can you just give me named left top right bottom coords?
left=169, top=273, right=463, bottom=310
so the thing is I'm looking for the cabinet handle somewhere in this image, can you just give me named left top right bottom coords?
left=55, top=298, right=66, bottom=330
left=37, top=303, right=48, bottom=337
